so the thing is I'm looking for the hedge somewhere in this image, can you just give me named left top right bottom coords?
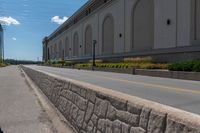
left=168, top=60, right=200, bottom=72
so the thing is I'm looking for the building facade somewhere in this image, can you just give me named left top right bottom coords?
left=0, top=24, right=3, bottom=60
left=43, top=0, right=200, bottom=63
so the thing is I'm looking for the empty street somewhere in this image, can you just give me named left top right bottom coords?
left=27, top=65, right=200, bottom=115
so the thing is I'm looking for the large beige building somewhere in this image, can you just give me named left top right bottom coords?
left=43, top=0, right=200, bottom=62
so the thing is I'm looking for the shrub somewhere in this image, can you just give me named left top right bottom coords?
left=52, top=61, right=58, bottom=64
left=192, top=62, right=200, bottom=72
left=58, top=60, right=65, bottom=66
left=168, top=60, right=200, bottom=72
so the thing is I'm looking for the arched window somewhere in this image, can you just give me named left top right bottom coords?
left=85, top=25, right=93, bottom=56
left=73, top=32, right=79, bottom=57
left=102, top=15, right=114, bottom=55
left=132, top=0, right=154, bottom=51
left=65, top=37, right=69, bottom=58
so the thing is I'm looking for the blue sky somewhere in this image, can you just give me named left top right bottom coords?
left=0, top=0, right=87, bottom=61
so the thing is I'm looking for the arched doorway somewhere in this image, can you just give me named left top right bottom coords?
left=102, top=15, right=114, bottom=55
left=47, top=48, right=50, bottom=60
left=132, top=0, right=154, bottom=51
left=65, top=37, right=69, bottom=58
left=73, top=32, right=79, bottom=57
left=59, top=41, right=62, bottom=59
left=54, top=44, right=57, bottom=59
left=50, top=45, right=53, bottom=59
left=85, top=25, right=92, bottom=56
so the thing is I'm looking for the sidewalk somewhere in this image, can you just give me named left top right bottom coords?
left=0, top=66, right=73, bottom=133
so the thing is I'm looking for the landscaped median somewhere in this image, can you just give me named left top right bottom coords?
left=43, top=58, right=200, bottom=81
left=44, top=57, right=168, bottom=70
left=21, top=65, right=200, bottom=133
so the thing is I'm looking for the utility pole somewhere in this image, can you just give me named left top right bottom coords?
left=92, top=40, right=97, bottom=70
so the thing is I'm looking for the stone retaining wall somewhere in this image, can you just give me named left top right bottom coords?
left=22, top=66, right=200, bottom=133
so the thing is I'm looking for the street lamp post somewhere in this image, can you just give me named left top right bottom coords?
left=92, top=40, right=97, bottom=70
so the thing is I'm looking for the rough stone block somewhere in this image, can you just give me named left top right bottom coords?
left=147, top=111, right=166, bottom=133
left=87, top=120, right=94, bottom=133
left=80, top=130, right=86, bottom=133
left=96, top=130, right=101, bottom=133
left=130, top=127, right=145, bottom=133
left=105, top=119, right=113, bottom=133
left=107, top=104, right=117, bottom=121
left=139, top=107, right=151, bottom=130
left=70, top=104, right=79, bottom=120
left=91, top=114, right=98, bottom=126
left=93, top=126, right=97, bottom=133
left=76, top=109, right=85, bottom=128
left=64, top=100, right=72, bottom=117
left=86, top=90, right=96, bottom=103
left=75, top=94, right=87, bottom=110
left=116, top=110, right=139, bottom=126
left=85, top=102, right=94, bottom=123
left=71, top=92, right=79, bottom=104
left=96, top=93, right=127, bottom=111
left=97, top=119, right=107, bottom=132
left=112, top=120, right=122, bottom=133
left=127, top=102, right=142, bottom=115
left=80, top=87, right=87, bottom=98
left=121, top=122, right=130, bottom=133
left=63, top=82, right=70, bottom=90
left=71, top=84, right=81, bottom=95
left=94, top=98, right=108, bottom=118
left=63, top=90, right=73, bottom=100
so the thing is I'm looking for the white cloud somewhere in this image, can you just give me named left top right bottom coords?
left=0, top=16, right=20, bottom=26
left=51, top=16, right=68, bottom=25
left=12, top=37, right=17, bottom=41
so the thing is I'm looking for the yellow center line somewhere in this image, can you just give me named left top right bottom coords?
left=80, top=72, right=200, bottom=95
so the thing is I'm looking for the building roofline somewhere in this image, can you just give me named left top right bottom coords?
left=47, top=0, right=95, bottom=41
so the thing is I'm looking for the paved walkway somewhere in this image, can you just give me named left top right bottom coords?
left=0, top=66, right=73, bottom=133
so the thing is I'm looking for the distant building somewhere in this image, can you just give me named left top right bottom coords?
left=43, top=0, right=200, bottom=62
left=0, top=24, right=3, bottom=60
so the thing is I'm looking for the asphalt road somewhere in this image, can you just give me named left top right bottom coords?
left=27, top=65, right=200, bottom=115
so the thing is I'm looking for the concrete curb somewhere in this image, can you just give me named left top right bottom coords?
left=22, top=65, right=200, bottom=133
left=135, top=69, right=200, bottom=81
